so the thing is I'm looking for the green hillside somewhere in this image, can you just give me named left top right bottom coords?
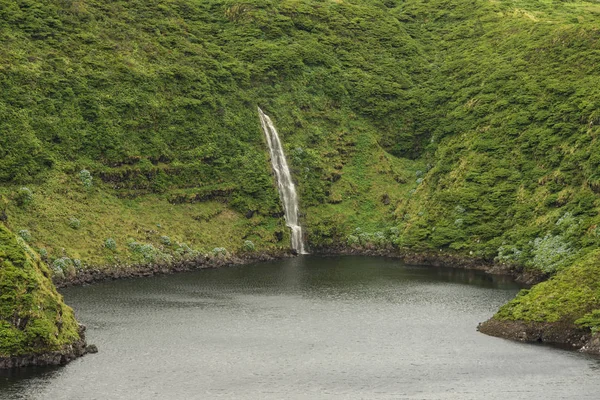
left=2, top=0, right=600, bottom=354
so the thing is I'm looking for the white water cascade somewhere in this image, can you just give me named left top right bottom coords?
left=258, top=107, right=307, bottom=254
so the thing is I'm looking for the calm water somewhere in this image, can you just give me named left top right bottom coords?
left=2, top=256, right=600, bottom=399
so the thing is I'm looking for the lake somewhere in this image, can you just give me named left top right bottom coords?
left=2, top=256, right=600, bottom=399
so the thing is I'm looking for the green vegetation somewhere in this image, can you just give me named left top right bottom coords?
left=1, top=0, right=600, bottom=350
left=496, top=249, right=600, bottom=326
left=0, top=223, right=81, bottom=356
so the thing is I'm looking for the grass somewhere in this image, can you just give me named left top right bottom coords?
left=1, top=172, right=288, bottom=267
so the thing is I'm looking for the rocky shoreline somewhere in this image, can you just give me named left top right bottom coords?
left=313, top=246, right=547, bottom=286
left=0, top=324, right=97, bottom=369
left=53, top=250, right=293, bottom=288
left=477, top=318, right=600, bottom=356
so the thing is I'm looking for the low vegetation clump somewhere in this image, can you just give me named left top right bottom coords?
left=14, top=188, right=33, bottom=208
left=68, top=218, right=81, bottom=230
left=242, top=240, right=255, bottom=252
left=104, top=238, right=117, bottom=252
left=211, top=247, right=229, bottom=258
left=79, top=170, right=93, bottom=189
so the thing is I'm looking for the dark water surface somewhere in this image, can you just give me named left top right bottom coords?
left=2, top=256, right=600, bottom=399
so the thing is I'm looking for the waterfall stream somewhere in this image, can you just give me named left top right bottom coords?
left=258, top=107, right=307, bottom=254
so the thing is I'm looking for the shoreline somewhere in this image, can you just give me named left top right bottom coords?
left=312, top=246, right=546, bottom=286
left=53, top=250, right=294, bottom=288
left=50, top=246, right=599, bottom=357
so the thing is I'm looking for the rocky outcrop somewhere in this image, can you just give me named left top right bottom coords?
left=0, top=324, right=93, bottom=369
left=477, top=318, right=590, bottom=350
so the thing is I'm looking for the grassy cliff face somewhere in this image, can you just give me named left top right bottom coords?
left=0, top=223, right=81, bottom=357
left=1, top=0, right=600, bottom=337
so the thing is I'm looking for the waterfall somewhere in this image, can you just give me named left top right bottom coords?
left=258, top=107, right=307, bottom=255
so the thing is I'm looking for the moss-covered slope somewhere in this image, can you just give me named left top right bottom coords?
left=0, top=223, right=85, bottom=364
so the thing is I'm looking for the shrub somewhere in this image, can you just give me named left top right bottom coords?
left=53, top=257, right=70, bottom=271
left=15, top=187, right=33, bottom=207
left=52, top=257, right=77, bottom=277
left=386, top=227, right=400, bottom=237
left=211, top=247, right=228, bottom=257
left=38, top=248, right=48, bottom=260
left=18, top=229, right=32, bottom=242
left=358, top=232, right=372, bottom=245
left=160, top=236, right=171, bottom=245
left=68, top=217, right=81, bottom=229
left=104, top=238, right=117, bottom=251
left=346, top=234, right=359, bottom=246
left=529, top=234, right=574, bottom=273
left=79, top=169, right=93, bottom=188
left=242, top=240, right=255, bottom=252
left=495, top=245, right=523, bottom=264
left=175, top=242, right=200, bottom=258
left=127, top=240, right=172, bottom=263
left=372, top=231, right=386, bottom=245
left=137, top=243, right=157, bottom=262
left=51, top=264, right=65, bottom=279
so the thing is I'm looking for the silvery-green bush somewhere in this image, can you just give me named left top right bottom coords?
left=175, top=242, right=199, bottom=258
left=105, top=238, right=117, bottom=251
left=242, top=240, right=255, bottom=252
left=38, top=248, right=48, bottom=260
left=68, top=217, right=81, bottom=229
left=211, top=247, right=228, bottom=257
left=18, top=229, right=32, bottom=242
left=529, top=234, right=574, bottom=273
left=79, top=169, right=93, bottom=188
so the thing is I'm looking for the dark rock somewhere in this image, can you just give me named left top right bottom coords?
left=275, top=231, right=284, bottom=242
left=86, top=344, right=99, bottom=354
left=0, top=336, right=88, bottom=369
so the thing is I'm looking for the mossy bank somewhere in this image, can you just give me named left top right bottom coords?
left=0, top=224, right=93, bottom=368
left=1, top=0, right=600, bottom=356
